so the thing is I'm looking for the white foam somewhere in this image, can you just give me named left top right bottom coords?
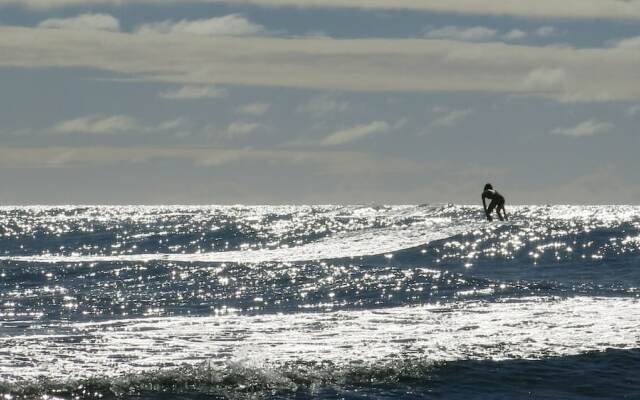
left=2, top=296, right=639, bottom=382
left=2, top=217, right=477, bottom=264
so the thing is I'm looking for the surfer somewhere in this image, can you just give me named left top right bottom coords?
left=482, top=183, right=507, bottom=221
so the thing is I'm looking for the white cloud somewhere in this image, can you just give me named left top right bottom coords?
left=431, top=106, right=447, bottom=113
left=157, top=117, right=191, bottom=130
left=613, top=36, right=640, bottom=49
left=237, top=102, right=271, bottom=116
left=6, top=0, right=640, bottom=20
left=551, top=119, right=614, bottom=137
left=521, top=67, right=568, bottom=92
left=157, top=117, right=194, bottom=137
left=297, top=95, right=350, bottom=116
left=502, top=29, right=527, bottom=41
left=518, top=166, right=640, bottom=204
left=535, top=26, right=559, bottom=37
left=0, top=145, right=437, bottom=182
left=224, top=121, right=262, bottom=138
left=626, top=104, right=640, bottom=116
left=429, top=108, right=473, bottom=128
left=136, top=14, right=264, bottom=36
left=159, top=85, right=226, bottom=100
left=424, top=26, right=555, bottom=43
left=424, top=26, right=497, bottom=42
left=38, top=13, right=120, bottom=32
left=392, top=118, right=408, bottom=130
left=52, top=115, right=139, bottom=135
left=51, top=115, right=193, bottom=136
left=321, top=121, right=390, bottom=146
left=2, top=27, right=640, bottom=102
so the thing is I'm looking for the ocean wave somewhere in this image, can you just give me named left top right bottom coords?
left=0, top=216, right=479, bottom=264
left=1, top=204, right=638, bottom=266
left=4, top=352, right=640, bottom=399
left=6, top=352, right=640, bottom=399
left=3, top=296, right=639, bottom=387
left=0, top=298, right=640, bottom=399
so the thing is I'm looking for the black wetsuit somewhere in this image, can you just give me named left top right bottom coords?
left=482, top=189, right=507, bottom=221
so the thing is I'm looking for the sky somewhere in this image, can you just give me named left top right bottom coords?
left=0, top=0, right=639, bottom=205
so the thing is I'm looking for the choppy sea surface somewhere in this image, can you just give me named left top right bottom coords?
left=1, top=204, right=639, bottom=399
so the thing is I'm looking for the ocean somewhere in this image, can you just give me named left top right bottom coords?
left=0, top=204, right=639, bottom=399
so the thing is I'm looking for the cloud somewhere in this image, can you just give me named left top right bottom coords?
left=321, top=121, right=390, bottom=146
left=502, top=29, right=527, bottom=41
left=429, top=108, right=473, bottom=128
left=551, top=119, right=614, bottom=137
left=424, top=26, right=558, bottom=43
left=520, top=67, right=568, bottom=92
left=157, top=117, right=190, bottom=130
left=237, top=102, right=271, bottom=116
left=50, top=115, right=193, bottom=136
left=424, top=26, right=497, bottom=42
left=159, top=85, right=227, bottom=100
left=518, top=166, right=640, bottom=204
left=0, top=145, right=435, bottom=180
left=136, top=14, right=264, bottom=36
left=2, top=26, right=640, bottom=102
left=37, top=13, right=120, bottom=32
left=297, top=95, right=350, bottom=116
left=613, top=36, right=640, bottom=49
left=157, top=117, right=194, bottom=137
left=52, top=115, right=139, bottom=135
left=223, top=121, right=262, bottom=138
left=627, top=104, right=640, bottom=116
left=431, top=106, right=447, bottom=113
left=535, top=26, right=559, bottom=37
left=5, top=0, right=640, bottom=20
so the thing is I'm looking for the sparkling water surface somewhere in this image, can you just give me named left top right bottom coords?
left=1, top=205, right=639, bottom=399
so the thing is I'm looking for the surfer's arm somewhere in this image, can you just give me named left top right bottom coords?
left=481, top=194, right=491, bottom=220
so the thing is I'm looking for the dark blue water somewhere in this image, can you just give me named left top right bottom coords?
left=0, top=205, right=639, bottom=399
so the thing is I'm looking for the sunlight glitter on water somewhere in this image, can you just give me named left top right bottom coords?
left=1, top=204, right=640, bottom=398
left=1, top=296, right=639, bottom=384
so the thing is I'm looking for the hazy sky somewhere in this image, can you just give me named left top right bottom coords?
left=1, top=0, right=639, bottom=204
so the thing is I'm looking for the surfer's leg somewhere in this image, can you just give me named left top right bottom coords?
left=496, top=201, right=505, bottom=221
left=487, top=199, right=497, bottom=219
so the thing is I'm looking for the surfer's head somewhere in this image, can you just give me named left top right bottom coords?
left=484, top=183, right=493, bottom=191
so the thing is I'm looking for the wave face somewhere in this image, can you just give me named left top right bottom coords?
left=1, top=204, right=640, bottom=399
